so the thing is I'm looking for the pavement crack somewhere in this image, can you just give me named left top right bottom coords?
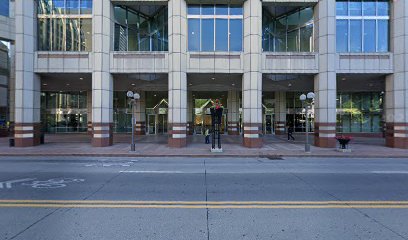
left=8, top=209, right=60, bottom=240
left=204, top=158, right=210, bottom=240
left=288, top=171, right=408, bottom=240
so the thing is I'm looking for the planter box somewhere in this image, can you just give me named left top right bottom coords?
left=337, top=148, right=352, bottom=153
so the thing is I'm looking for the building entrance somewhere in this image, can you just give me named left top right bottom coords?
left=193, top=98, right=227, bottom=135
left=147, top=114, right=168, bottom=135
left=264, top=113, right=275, bottom=134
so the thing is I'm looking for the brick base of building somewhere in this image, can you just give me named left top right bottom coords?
left=91, top=123, right=113, bottom=147
left=168, top=123, right=187, bottom=148
left=227, top=122, right=240, bottom=135
left=314, top=122, right=336, bottom=148
left=275, top=121, right=286, bottom=135
left=14, top=123, right=42, bottom=147
left=135, top=122, right=146, bottom=135
left=385, top=122, right=408, bottom=149
left=187, top=122, right=194, bottom=135
left=243, top=123, right=263, bottom=148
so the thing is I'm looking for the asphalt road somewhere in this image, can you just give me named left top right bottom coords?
left=0, top=156, right=408, bottom=240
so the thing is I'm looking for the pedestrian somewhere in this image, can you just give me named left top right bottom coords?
left=205, top=128, right=210, bottom=144
left=287, top=125, right=295, bottom=141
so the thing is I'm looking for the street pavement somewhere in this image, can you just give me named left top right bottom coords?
left=0, top=156, right=408, bottom=239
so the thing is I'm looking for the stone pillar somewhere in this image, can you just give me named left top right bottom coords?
left=168, top=0, right=187, bottom=147
left=385, top=0, right=408, bottom=148
left=275, top=91, right=286, bottom=135
left=91, top=0, right=114, bottom=147
left=313, top=0, right=337, bottom=148
left=9, top=43, right=15, bottom=137
left=187, top=91, right=193, bottom=135
left=87, top=90, right=92, bottom=135
left=134, top=91, right=146, bottom=135
left=242, top=0, right=263, bottom=148
left=14, top=0, right=41, bottom=147
left=227, top=90, right=240, bottom=135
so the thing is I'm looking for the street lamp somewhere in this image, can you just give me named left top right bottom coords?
left=299, top=92, right=315, bottom=153
left=127, top=91, right=140, bottom=152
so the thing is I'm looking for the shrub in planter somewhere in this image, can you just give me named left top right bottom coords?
left=335, top=136, right=352, bottom=149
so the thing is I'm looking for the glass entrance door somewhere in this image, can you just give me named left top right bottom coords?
left=157, top=114, right=167, bottom=134
left=147, top=114, right=156, bottom=134
left=264, top=114, right=275, bottom=134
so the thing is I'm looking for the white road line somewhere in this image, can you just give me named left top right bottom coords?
left=0, top=178, right=36, bottom=189
left=120, top=170, right=184, bottom=174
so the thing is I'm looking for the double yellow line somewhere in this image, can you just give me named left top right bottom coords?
left=1, top=200, right=408, bottom=209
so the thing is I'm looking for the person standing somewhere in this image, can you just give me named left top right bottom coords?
left=205, top=128, right=210, bottom=144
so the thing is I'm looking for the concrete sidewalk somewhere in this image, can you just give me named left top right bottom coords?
left=0, top=134, right=407, bottom=158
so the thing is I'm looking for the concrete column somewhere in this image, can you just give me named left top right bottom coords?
left=14, top=0, right=41, bottom=147
left=187, top=91, right=193, bottom=135
left=274, top=91, right=286, bottom=135
left=313, top=0, right=337, bottom=148
left=227, top=90, right=240, bottom=135
left=91, top=0, right=114, bottom=147
left=385, top=0, right=408, bottom=148
left=86, top=90, right=92, bottom=135
left=242, top=0, right=263, bottom=148
left=8, top=43, right=15, bottom=137
left=168, top=0, right=187, bottom=147
left=134, top=91, right=146, bottom=135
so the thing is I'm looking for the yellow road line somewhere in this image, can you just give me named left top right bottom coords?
left=1, top=200, right=408, bottom=205
left=1, top=203, right=408, bottom=209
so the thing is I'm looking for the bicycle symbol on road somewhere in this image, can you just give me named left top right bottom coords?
left=21, top=178, right=85, bottom=189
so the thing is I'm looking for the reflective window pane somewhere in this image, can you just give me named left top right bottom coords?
left=188, top=19, right=200, bottom=51
left=201, top=5, right=214, bottom=15
left=66, top=0, right=79, bottom=14
left=80, top=19, right=92, bottom=51
left=66, top=18, right=80, bottom=51
left=275, top=18, right=287, bottom=52
left=80, top=0, right=92, bottom=14
left=188, top=5, right=200, bottom=15
left=363, top=20, right=375, bottom=52
left=216, top=5, right=228, bottom=15
left=229, top=5, right=243, bottom=15
left=377, top=20, right=389, bottom=52
left=349, top=0, right=362, bottom=16
left=287, top=11, right=300, bottom=32
left=350, top=20, right=362, bottom=52
left=0, top=0, right=9, bottom=16
left=336, top=1, right=348, bottom=16
left=287, top=30, right=299, bottom=51
left=336, top=20, right=348, bottom=52
left=363, top=0, right=376, bottom=16
left=229, top=19, right=242, bottom=51
left=300, top=25, right=313, bottom=52
left=201, top=19, right=214, bottom=51
left=38, top=0, right=52, bottom=14
left=52, top=0, right=65, bottom=14
left=52, top=18, right=65, bottom=50
left=377, top=0, right=389, bottom=16
left=38, top=18, right=51, bottom=51
left=215, top=19, right=228, bottom=51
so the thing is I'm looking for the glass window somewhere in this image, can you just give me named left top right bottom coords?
left=38, top=18, right=51, bottom=51
left=287, top=30, right=299, bottom=52
left=38, top=0, right=52, bottom=14
left=215, top=19, right=228, bottom=51
left=52, top=0, right=65, bottom=14
left=188, top=5, right=200, bottom=15
left=80, top=0, right=92, bottom=14
left=229, top=19, right=242, bottom=51
left=377, top=0, right=389, bottom=16
left=52, top=18, right=65, bottom=51
left=216, top=5, right=228, bottom=15
left=188, top=19, right=200, bottom=51
left=300, top=25, right=313, bottom=52
left=230, top=5, right=243, bottom=15
left=336, top=20, right=348, bottom=52
left=350, top=20, right=362, bottom=52
left=363, top=0, right=376, bottom=16
left=66, top=0, right=79, bottom=14
left=202, top=5, right=214, bottom=15
left=0, top=0, right=9, bottom=16
left=66, top=18, right=80, bottom=51
left=349, top=0, right=362, bottom=16
left=80, top=19, right=92, bottom=51
left=336, top=1, right=348, bottom=16
left=377, top=20, right=388, bottom=52
left=364, top=20, right=376, bottom=52
left=201, top=19, right=214, bottom=51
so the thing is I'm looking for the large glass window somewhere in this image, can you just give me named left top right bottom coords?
left=37, top=0, right=92, bottom=51
left=336, top=92, right=384, bottom=133
left=0, top=0, right=9, bottom=17
left=336, top=0, right=390, bottom=52
left=187, top=4, right=243, bottom=52
left=262, top=7, right=314, bottom=52
left=113, top=6, right=168, bottom=51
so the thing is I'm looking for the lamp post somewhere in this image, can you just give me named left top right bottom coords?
left=127, top=91, right=140, bottom=152
left=299, top=92, right=315, bottom=153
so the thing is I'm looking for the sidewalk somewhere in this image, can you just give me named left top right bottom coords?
left=0, top=134, right=407, bottom=158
